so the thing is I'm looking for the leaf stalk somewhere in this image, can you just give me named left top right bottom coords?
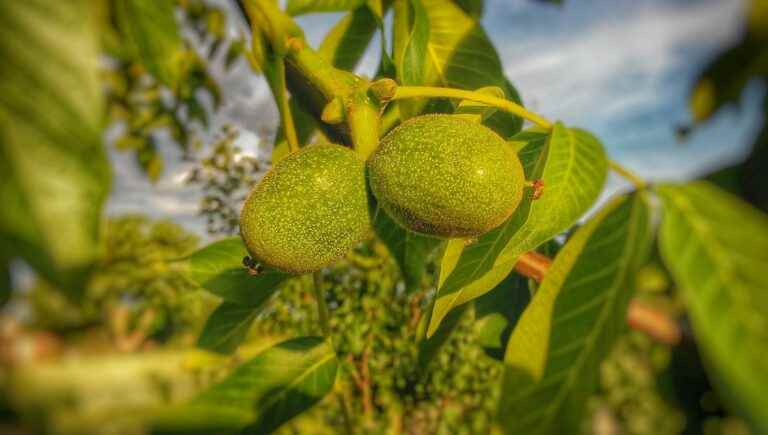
left=609, top=160, right=647, bottom=190
left=392, top=85, right=554, bottom=129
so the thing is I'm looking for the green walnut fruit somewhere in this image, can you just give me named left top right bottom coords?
left=368, top=114, right=525, bottom=238
left=240, top=144, right=371, bottom=274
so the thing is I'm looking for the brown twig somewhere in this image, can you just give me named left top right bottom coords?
left=346, top=336, right=374, bottom=418
left=408, top=292, right=424, bottom=330
left=514, top=252, right=682, bottom=345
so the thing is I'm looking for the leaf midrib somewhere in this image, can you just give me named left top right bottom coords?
left=662, top=189, right=764, bottom=344
left=207, top=307, right=257, bottom=350
left=524, top=195, right=643, bottom=430
left=254, top=350, right=336, bottom=418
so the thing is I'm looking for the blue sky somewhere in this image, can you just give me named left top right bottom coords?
left=107, top=0, right=765, bottom=236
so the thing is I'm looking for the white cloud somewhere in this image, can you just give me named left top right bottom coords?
left=502, top=0, right=745, bottom=124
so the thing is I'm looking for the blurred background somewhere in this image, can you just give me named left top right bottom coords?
left=1, top=0, right=765, bottom=434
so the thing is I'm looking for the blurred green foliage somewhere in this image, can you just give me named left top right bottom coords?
left=25, top=215, right=212, bottom=348
left=102, top=0, right=240, bottom=182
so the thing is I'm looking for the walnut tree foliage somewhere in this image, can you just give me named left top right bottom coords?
left=0, top=1, right=767, bottom=435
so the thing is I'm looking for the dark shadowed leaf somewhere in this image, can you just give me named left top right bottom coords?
left=688, top=0, right=768, bottom=123
left=417, top=271, right=531, bottom=369
left=114, top=0, right=185, bottom=87
left=428, top=124, right=607, bottom=336
left=0, top=248, right=9, bottom=307
left=474, top=273, right=531, bottom=360
left=272, top=98, right=319, bottom=163
left=498, top=192, right=653, bottom=434
left=182, top=237, right=290, bottom=306
left=197, top=302, right=260, bottom=354
left=287, top=0, right=367, bottom=15
left=367, top=0, right=396, bottom=78
left=318, top=6, right=379, bottom=71
left=417, top=302, right=470, bottom=371
left=452, top=0, right=483, bottom=17
left=658, top=182, right=768, bottom=433
left=689, top=38, right=768, bottom=123
left=484, top=78, right=524, bottom=139
left=0, top=0, right=110, bottom=295
left=153, top=337, right=338, bottom=435
left=373, top=208, right=442, bottom=291
left=453, top=86, right=506, bottom=122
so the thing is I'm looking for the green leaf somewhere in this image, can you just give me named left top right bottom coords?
left=318, top=6, right=379, bottom=71
left=453, top=86, right=505, bottom=123
left=373, top=208, right=442, bottom=291
left=367, top=0, right=396, bottom=78
left=197, top=302, right=260, bottom=354
left=484, top=78, right=524, bottom=139
left=286, top=0, right=367, bottom=15
left=0, top=0, right=110, bottom=294
left=428, top=123, right=607, bottom=336
left=498, top=192, right=653, bottom=434
left=417, top=302, right=470, bottom=371
left=398, top=0, right=430, bottom=88
left=153, top=336, right=338, bottom=435
left=396, top=0, right=523, bottom=135
left=688, top=21, right=768, bottom=122
left=658, top=181, right=768, bottom=432
left=272, top=98, right=318, bottom=163
left=452, top=0, right=483, bottom=17
left=114, top=0, right=185, bottom=87
left=182, top=237, right=289, bottom=307
left=417, top=265, right=532, bottom=368
left=474, top=273, right=531, bottom=360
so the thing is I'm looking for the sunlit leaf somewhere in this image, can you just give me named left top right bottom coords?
left=366, top=0, right=396, bottom=78
left=182, top=237, right=289, bottom=307
left=197, top=302, right=260, bottom=354
left=395, top=0, right=523, bottom=135
left=398, top=0, right=430, bottom=88
left=428, top=123, right=607, bottom=336
left=498, top=192, right=653, bottom=434
left=114, top=0, right=185, bottom=87
left=153, top=337, right=338, bottom=435
left=373, top=208, right=442, bottom=291
left=0, top=0, right=110, bottom=295
left=318, top=6, right=379, bottom=71
left=286, top=0, right=367, bottom=15
left=658, top=181, right=768, bottom=432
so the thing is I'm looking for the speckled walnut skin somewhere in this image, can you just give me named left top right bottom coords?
left=240, top=145, right=371, bottom=274
left=367, top=115, right=524, bottom=238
